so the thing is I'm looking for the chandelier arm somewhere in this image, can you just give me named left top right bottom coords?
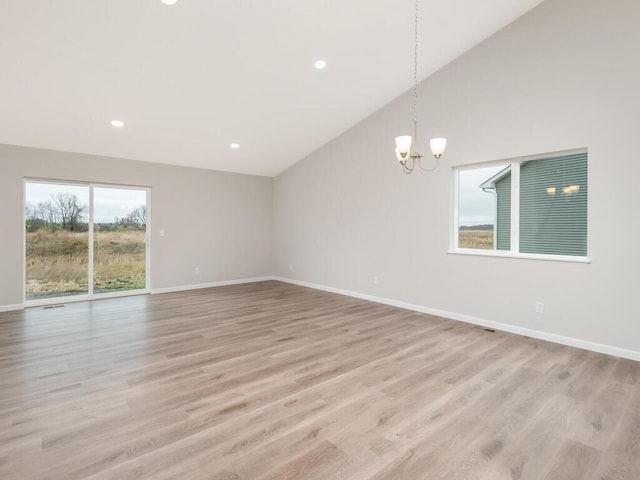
left=402, top=158, right=415, bottom=174
left=417, top=156, right=439, bottom=172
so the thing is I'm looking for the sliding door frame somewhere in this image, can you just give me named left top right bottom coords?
left=23, top=178, right=152, bottom=306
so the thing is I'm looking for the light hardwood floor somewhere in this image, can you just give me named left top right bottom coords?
left=0, top=280, right=639, bottom=479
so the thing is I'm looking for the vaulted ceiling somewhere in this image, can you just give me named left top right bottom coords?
left=0, top=0, right=544, bottom=177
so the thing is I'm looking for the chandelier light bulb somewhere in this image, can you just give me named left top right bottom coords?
left=430, top=138, right=447, bottom=159
left=395, top=136, right=412, bottom=162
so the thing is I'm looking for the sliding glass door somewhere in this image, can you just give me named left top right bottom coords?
left=25, top=180, right=150, bottom=303
left=24, top=182, right=91, bottom=300
left=93, top=187, right=148, bottom=294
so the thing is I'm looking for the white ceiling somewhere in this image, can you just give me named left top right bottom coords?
left=0, top=0, right=544, bottom=177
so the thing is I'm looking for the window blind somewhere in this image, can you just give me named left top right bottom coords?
left=519, top=153, right=588, bottom=256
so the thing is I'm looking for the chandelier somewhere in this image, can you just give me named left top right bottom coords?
left=394, top=0, right=447, bottom=174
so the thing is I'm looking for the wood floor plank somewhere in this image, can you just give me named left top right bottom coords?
left=0, top=280, right=638, bottom=479
left=586, top=387, right=640, bottom=480
left=540, top=439, right=601, bottom=480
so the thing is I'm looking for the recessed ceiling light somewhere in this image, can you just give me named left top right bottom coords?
left=230, top=143, right=240, bottom=149
left=161, top=0, right=177, bottom=5
left=314, top=60, right=327, bottom=70
left=111, top=120, right=124, bottom=128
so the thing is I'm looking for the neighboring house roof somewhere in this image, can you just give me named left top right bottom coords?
left=480, top=165, right=512, bottom=190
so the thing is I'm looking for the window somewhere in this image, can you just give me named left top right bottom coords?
left=452, top=150, right=588, bottom=260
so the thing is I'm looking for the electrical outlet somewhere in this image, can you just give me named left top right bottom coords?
left=535, top=301, right=544, bottom=314
left=194, top=267, right=200, bottom=275
left=373, top=275, right=380, bottom=285
left=159, top=229, right=165, bottom=237
left=289, top=263, right=294, bottom=272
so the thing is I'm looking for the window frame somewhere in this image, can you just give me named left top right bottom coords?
left=449, top=148, right=590, bottom=263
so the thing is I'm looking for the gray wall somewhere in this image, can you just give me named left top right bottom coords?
left=0, top=144, right=273, bottom=307
left=274, top=0, right=640, bottom=353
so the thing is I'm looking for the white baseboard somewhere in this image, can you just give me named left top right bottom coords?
left=0, top=304, right=24, bottom=313
left=151, top=276, right=274, bottom=295
left=274, top=276, right=640, bottom=362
